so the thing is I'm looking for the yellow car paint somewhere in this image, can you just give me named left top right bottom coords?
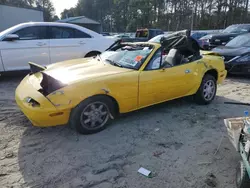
left=15, top=75, right=71, bottom=126
left=15, top=43, right=227, bottom=127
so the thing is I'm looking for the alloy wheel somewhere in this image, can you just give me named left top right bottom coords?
left=203, top=80, right=215, bottom=101
left=80, top=102, right=110, bottom=130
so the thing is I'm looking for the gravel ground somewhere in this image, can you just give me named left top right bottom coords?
left=0, top=75, right=250, bottom=188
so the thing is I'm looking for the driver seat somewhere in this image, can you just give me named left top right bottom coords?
left=164, top=48, right=183, bottom=67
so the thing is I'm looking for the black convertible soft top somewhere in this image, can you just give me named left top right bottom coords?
left=160, top=30, right=200, bottom=56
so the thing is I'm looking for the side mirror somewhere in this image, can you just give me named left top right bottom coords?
left=3, top=34, right=19, bottom=41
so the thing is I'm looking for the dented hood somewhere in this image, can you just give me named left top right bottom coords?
left=43, top=58, right=133, bottom=84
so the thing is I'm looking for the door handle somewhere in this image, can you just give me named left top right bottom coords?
left=36, top=42, right=46, bottom=46
left=79, top=41, right=85, bottom=45
left=185, top=69, right=191, bottom=74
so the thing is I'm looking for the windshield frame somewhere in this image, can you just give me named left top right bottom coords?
left=101, top=43, right=155, bottom=70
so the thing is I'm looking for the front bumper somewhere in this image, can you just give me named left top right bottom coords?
left=15, top=75, right=70, bottom=127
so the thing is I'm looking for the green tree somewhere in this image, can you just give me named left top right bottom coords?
left=36, top=0, right=56, bottom=21
left=61, top=8, right=76, bottom=19
left=58, top=0, right=250, bottom=32
left=0, top=0, right=56, bottom=21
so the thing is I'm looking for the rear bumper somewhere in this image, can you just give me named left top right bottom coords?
left=15, top=75, right=70, bottom=127
left=218, top=70, right=227, bottom=84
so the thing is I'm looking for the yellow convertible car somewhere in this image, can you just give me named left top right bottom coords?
left=15, top=30, right=227, bottom=134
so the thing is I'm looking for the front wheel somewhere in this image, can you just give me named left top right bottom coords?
left=70, top=96, right=115, bottom=134
left=194, top=74, right=217, bottom=105
left=236, top=161, right=250, bottom=188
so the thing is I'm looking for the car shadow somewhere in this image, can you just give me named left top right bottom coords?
left=0, top=70, right=29, bottom=79
left=15, top=95, right=247, bottom=187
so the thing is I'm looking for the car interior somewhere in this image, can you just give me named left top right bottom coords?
left=160, top=30, right=201, bottom=68
left=107, top=30, right=202, bottom=71
left=145, top=30, right=202, bottom=70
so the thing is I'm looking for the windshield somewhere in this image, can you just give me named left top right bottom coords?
left=100, top=44, right=154, bottom=70
left=148, top=34, right=164, bottom=43
left=226, top=34, right=250, bottom=47
left=223, top=25, right=250, bottom=34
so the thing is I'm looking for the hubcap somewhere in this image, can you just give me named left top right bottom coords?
left=80, top=102, right=109, bottom=130
left=203, top=80, right=215, bottom=101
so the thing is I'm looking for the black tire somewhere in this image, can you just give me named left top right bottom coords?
left=236, top=161, right=250, bottom=188
left=85, top=51, right=101, bottom=58
left=70, top=96, right=115, bottom=134
left=194, top=74, right=217, bottom=105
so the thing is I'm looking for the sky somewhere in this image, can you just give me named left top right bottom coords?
left=51, top=0, right=78, bottom=17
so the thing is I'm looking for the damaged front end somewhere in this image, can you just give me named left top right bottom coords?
left=39, top=72, right=67, bottom=96
left=15, top=63, right=72, bottom=127
left=29, top=62, right=46, bottom=74
left=29, top=62, right=68, bottom=97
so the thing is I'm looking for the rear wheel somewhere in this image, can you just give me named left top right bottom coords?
left=70, top=96, right=115, bottom=134
left=236, top=161, right=250, bottom=188
left=194, top=74, right=217, bottom=105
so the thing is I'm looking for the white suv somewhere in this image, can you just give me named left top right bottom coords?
left=0, top=22, right=115, bottom=73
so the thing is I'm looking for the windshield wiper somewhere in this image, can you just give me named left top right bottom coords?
left=105, top=59, right=123, bottom=67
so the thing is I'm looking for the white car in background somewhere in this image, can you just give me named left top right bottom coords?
left=0, top=22, right=115, bottom=73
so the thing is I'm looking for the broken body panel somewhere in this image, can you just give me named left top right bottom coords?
left=15, top=30, right=227, bottom=127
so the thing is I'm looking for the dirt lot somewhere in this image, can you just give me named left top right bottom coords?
left=0, top=75, right=250, bottom=188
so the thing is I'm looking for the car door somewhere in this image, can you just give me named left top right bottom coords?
left=139, top=50, right=198, bottom=108
left=0, top=26, right=49, bottom=71
left=49, top=26, right=92, bottom=63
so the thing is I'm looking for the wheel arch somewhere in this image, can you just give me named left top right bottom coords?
left=84, top=51, right=101, bottom=57
left=204, top=69, right=218, bottom=81
left=78, top=94, right=120, bottom=116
